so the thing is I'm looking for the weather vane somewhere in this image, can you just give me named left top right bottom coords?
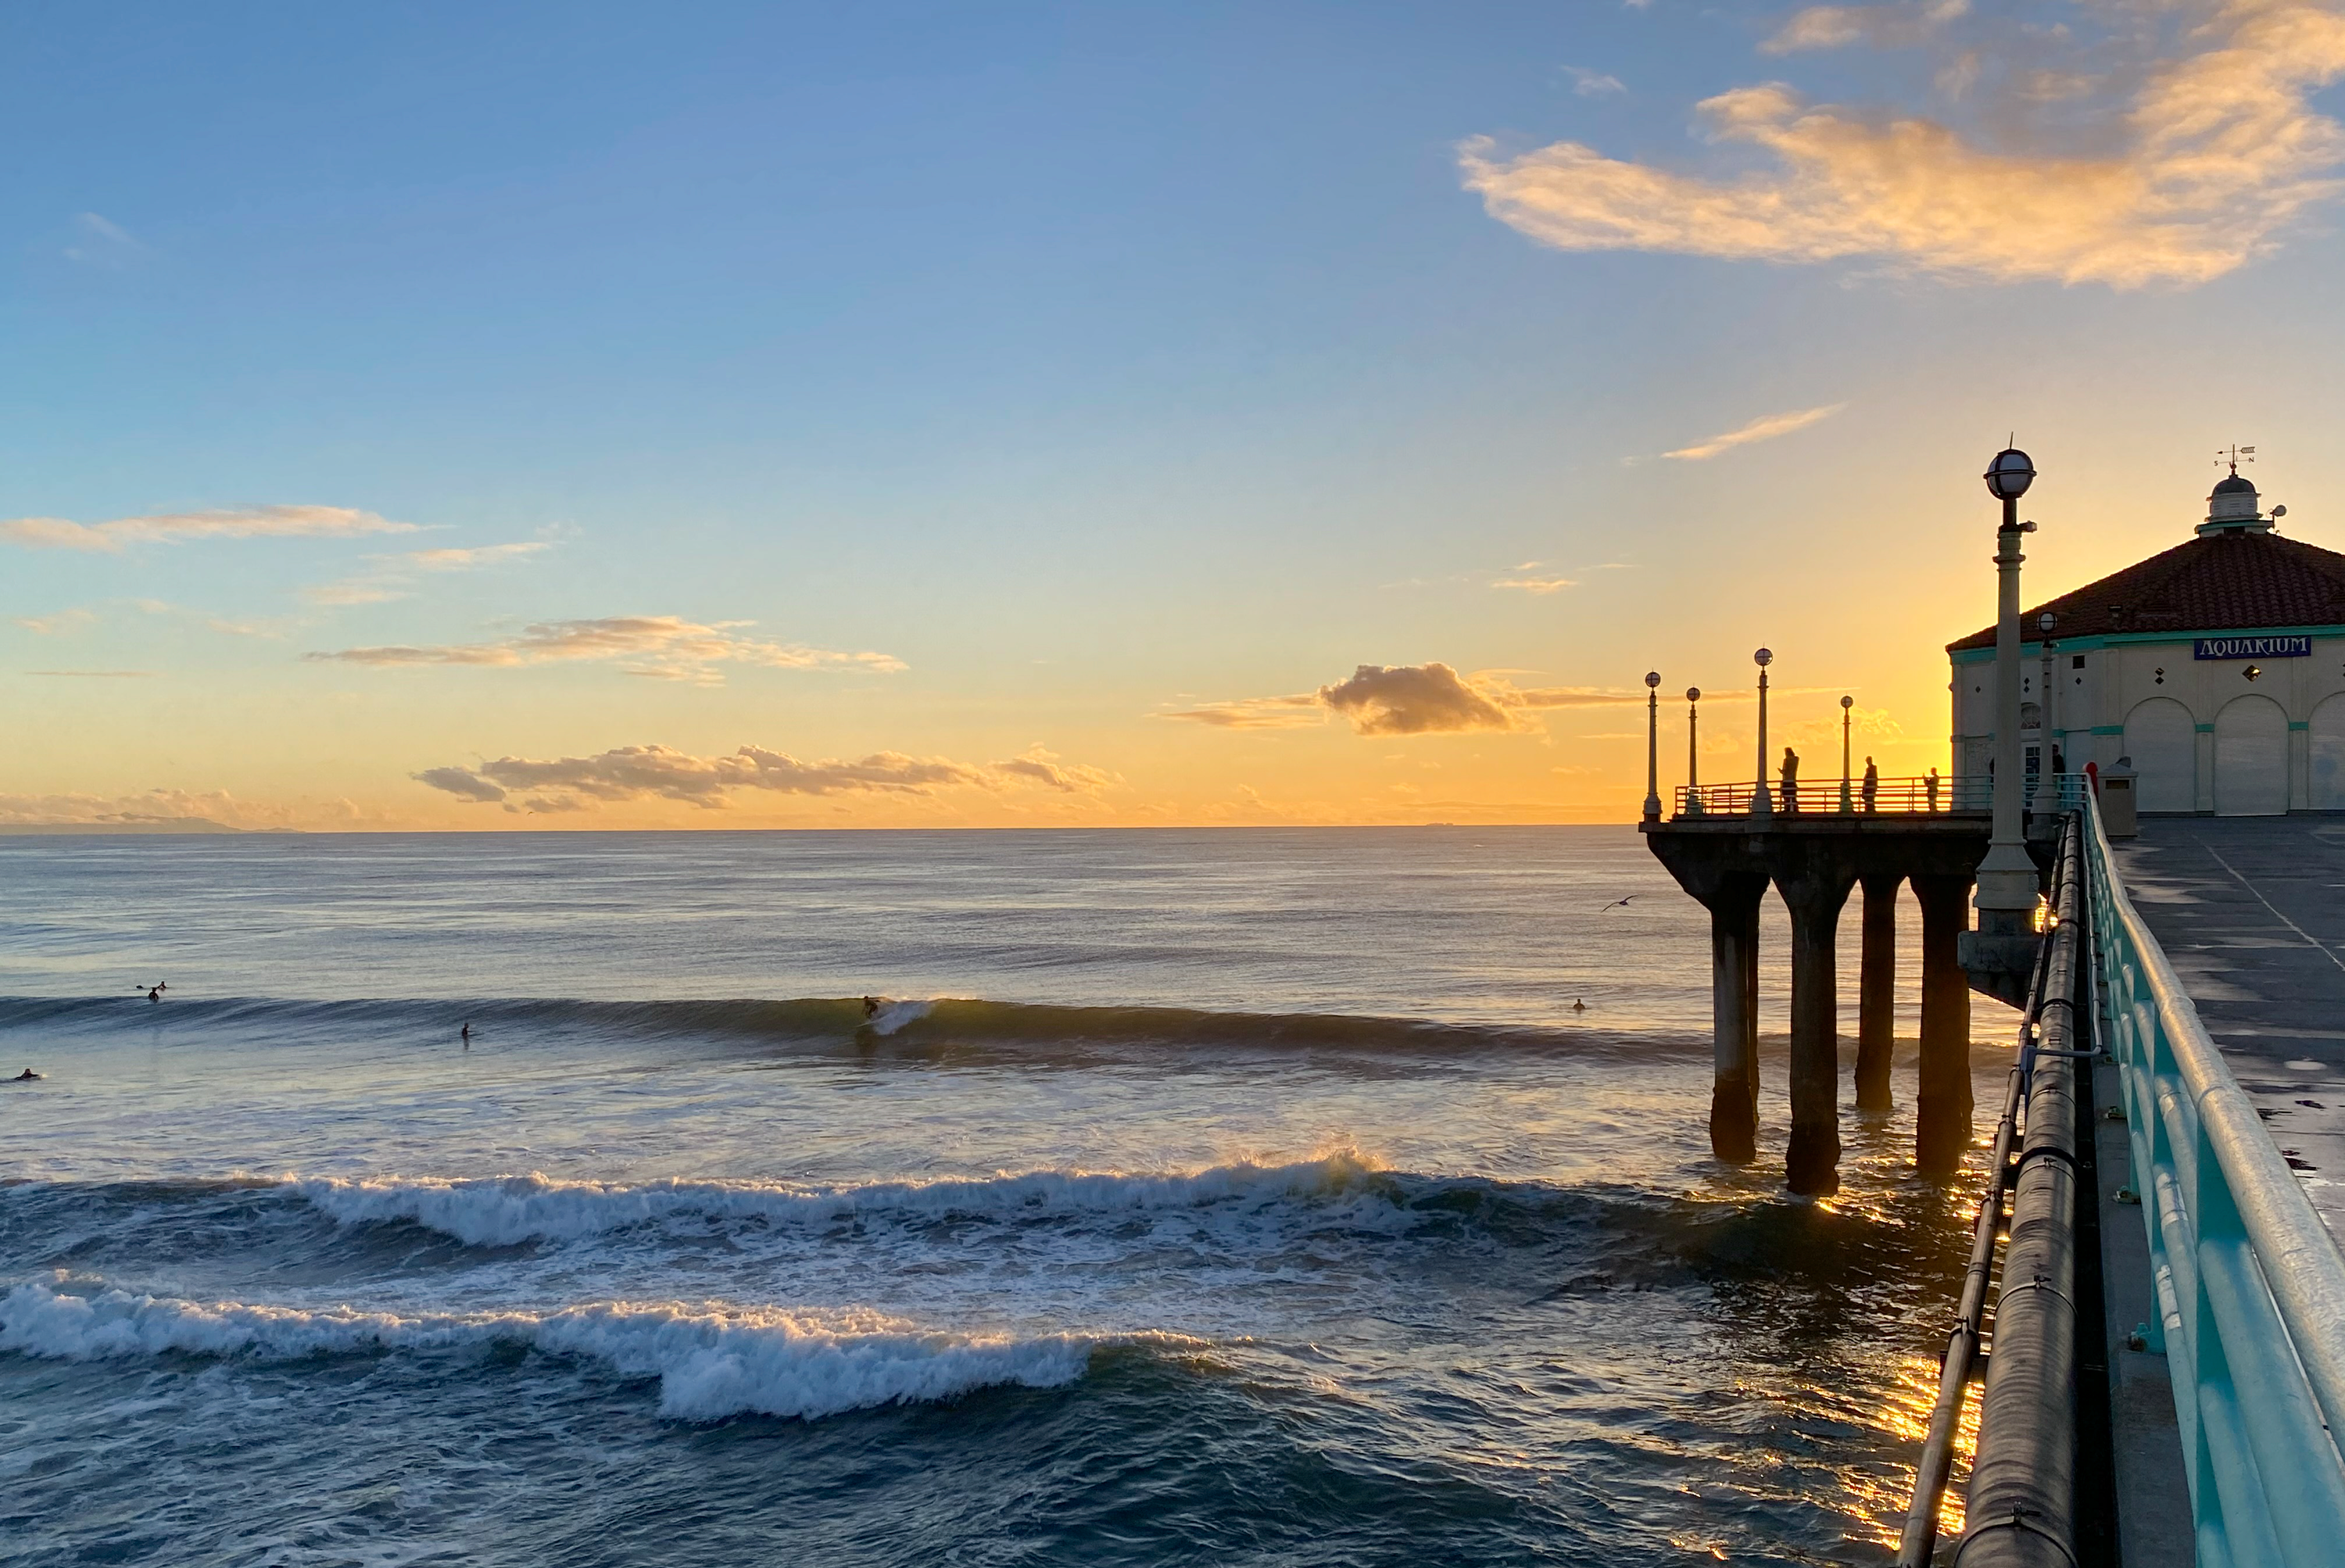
left=2218, top=443, right=2257, bottom=474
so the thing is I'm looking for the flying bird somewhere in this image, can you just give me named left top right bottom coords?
left=1599, top=896, right=1637, bottom=911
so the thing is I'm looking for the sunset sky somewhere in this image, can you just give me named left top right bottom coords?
left=8, top=0, right=2345, bottom=830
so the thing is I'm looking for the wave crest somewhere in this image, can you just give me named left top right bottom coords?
left=0, top=1280, right=1101, bottom=1423
left=290, top=1151, right=1398, bottom=1247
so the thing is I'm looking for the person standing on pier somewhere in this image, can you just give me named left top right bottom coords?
left=1780, top=746, right=1801, bottom=813
left=1927, top=767, right=1941, bottom=811
left=1861, top=757, right=1879, bottom=812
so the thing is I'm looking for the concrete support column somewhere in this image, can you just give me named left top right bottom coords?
left=1774, top=854, right=1857, bottom=1196
left=1705, top=874, right=1767, bottom=1162
left=1912, top=873, right=1975, bottom=1171
left=1856, top=872, right=1900, bottom=1114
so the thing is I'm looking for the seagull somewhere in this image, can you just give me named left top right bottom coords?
left=1599, top=896, right=1637, bottom=911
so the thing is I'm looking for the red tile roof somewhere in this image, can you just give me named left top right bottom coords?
left=1946, top=529, right=2345, bottom=652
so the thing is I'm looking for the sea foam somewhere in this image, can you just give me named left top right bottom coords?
left=0, top=1280, right=1098, bottom=1422
left=288, top=1151, right=1396, bottom=1248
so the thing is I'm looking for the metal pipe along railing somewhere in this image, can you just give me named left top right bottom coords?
left=1957, top=811, right=2084, bottom=1567
left=1897, top=816, right=2073, bottom=1567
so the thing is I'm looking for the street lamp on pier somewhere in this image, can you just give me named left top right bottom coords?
left=1686, top=688, right=1702, bottom=814
left=1977, top=447, right=2040, bottom=934
left=1839, top=695, right=1854, bottom=813
left=1752, top=649, right=1774, bottom=817
left=1644, top=671, right=1663, bottom=822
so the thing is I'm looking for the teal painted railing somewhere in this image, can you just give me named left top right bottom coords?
left=2085, top=792, right=2345, bottom=1566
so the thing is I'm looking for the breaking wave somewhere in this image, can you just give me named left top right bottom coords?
left=0, top=993, right=1670, bottom=1058
left=0, top=1278, right=1112, bottom=1423
left=288, top=1152, right=1402, bottom=1248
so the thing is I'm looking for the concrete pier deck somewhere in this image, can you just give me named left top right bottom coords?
left=2110, top=817, right=2345, bottom=1248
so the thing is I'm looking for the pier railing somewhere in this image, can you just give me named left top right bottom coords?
left=2086, top=789, right=2345, bottom=1566
left=1672, top=773, right=2088, bottom=818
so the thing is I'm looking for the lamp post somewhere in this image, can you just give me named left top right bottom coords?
left=1644, top=671, right=1663, bottom=822
left=2038, top=610, right=2058, bottom=811
left=1686, top=687, right=1702, bottom=814
left=1977, top=447, right=2040, bottom=933
left=1752, top=649, right=1774, bottom=817
left=1839, top=695, right=1854, bottom=813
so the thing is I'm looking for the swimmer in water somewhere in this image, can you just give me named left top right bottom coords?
left=1572, top=997, right=1586, bottom=1011
left=460, top=1022, right=471, bottom=1044
left=11, top=1069, right=40, bottom=1082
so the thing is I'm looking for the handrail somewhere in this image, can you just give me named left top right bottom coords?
left=1674, top=773, right=2089, bottom=818
left=2084, top=789, right=2345, bottom=1565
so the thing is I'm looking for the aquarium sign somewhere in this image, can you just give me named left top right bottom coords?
left=2195, top=635, right=2311, bottom=660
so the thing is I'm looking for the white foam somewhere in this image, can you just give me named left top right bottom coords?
left=0, top=1280, right=1097, bottom=1423
left=288, top=1151, right=1397, bottom=1248
left=865, top=998, right=934, bottom=1036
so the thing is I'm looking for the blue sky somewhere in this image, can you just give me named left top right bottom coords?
left=8, top=1, right=2345, bottom=827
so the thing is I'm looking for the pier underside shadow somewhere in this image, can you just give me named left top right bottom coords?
left=1643, top=814, right=2005, bottom=1194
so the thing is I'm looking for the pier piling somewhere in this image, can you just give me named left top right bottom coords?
left=1705, top=873, right=1767, bottom=1163
left=1774, top=846, right=1857, bottom=1195
left=1911, top=873, right=1976, bottom=1172
left=1856, top=872, right=1899, bottom=1113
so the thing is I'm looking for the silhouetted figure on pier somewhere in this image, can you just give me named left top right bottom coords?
left=1927, top=767, right=1941, bottom=811
left=1780, top=747, right=1801, bottom=813
left=1861, top=757, right=1879, bottom=812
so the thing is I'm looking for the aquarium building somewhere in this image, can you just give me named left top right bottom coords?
left=1949, top=467, right=2345, bottom=814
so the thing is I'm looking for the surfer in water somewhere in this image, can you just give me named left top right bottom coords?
left=1572, top=997, right=1586, bottom=1011
left=10, top=1069, right=39, bottom=1082
left=862, top=997, right=883, bottom=1020
left=147, top=986, right=161, bottom=1002
left=460, top=1022, right=471, bottom=1045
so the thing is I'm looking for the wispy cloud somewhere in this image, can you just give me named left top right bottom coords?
left=307, top=615, right=905, bottom=685
left=61, top=212, right=147, bottom=270
left=416, top=741, right=1117, bottom=814
left=1156, top=693, right=1326, bottom=729
left=13, top=610, right=95, bottom=635
left=1663, top=402, right=1846, bottom=461
left=2, top=505, right=418, bottom=554
left=302, top=541, right=550, bottom=607
left=1492, top=575, right=1578, bottom=593
left=1163, top=664, right=1652, bottom=736
left=1564, top=65, right=1627, bottom=97
left=1459, top=1, right=2345, bottom=288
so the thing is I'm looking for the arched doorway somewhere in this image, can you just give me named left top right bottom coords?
left=2215, top=694, right=2289, bottom=816
left=2313, top=694, right=2345, bottom=811
left=2124, top=697, right=2197, bottom=813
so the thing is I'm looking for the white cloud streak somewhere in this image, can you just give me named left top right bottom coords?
left=1, top=505, right=419, bottom=554
left=1459, top=0, right=2345, bottom=288
left=1663, top=402, right=1847, bottom=460
left=307, top=616, right=904, bottom=685
left=416, top=742, right=1117, bottom=814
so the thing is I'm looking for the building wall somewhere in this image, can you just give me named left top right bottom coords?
left=1950, top=628, right=2345, bottom=813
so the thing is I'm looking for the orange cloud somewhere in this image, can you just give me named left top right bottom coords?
left=416, top=741, right=1117, bottom=813
left=1459, top=0, right=2345, bottom=288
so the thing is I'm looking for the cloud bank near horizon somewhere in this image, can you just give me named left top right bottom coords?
left=1163, top=663, right=1655, bottom=736
left=416, top=742, right=1116, bottom=814
left=1459, top=0, right=2345, bottom=288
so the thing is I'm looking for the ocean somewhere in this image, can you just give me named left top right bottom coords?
left=0, top=827, right=2009, bottom=1566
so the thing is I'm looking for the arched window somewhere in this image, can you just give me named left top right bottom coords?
left=2215, top=694, right=2288, bottom=817
left=2311, top=693, right=2345, bottom=811
left=2124, top=697, right=2197, bottom=813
